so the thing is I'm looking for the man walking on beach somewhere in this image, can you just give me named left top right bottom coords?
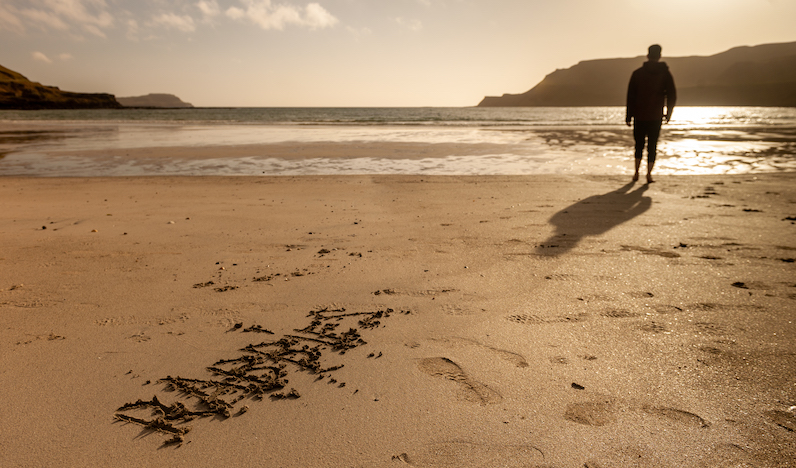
left=626, top=44, right=676, bottom=183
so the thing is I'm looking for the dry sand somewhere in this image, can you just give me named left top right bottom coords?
left=1, top=173, right=795, bottom=467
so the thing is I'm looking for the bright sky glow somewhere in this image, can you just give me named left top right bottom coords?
left=2, top=0, right=795, bottom=107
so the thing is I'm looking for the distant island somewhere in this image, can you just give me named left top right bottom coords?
left=0, top=64, right=120, bottom=110
left=479, top=41, right=796, bottom=107
left=117, top=94, right=193, bottom=108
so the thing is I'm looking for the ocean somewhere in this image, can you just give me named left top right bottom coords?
left=1, top=107, right=795, bottom=176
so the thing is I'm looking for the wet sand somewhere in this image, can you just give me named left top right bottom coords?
left=1, top=174, right=795, bottom=467
left=3, top=121, right=796, bottom=176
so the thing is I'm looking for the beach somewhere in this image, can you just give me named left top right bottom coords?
left=1, top=173, right=795, bottom=467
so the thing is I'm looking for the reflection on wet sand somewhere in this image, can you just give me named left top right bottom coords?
left=0, top=122, right=794, bottom=176
left=535, top=126, right=796, bottom=151
left=0, top=130, right=61, bottom=144
left=0, top=128, right=89, bottom=145
left=531, top=126, right=796, bottom=174
left=0, top=127, right=119, bottom=161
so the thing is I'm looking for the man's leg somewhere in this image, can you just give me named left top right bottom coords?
left=634, top=158, right=642, bottom=181
left=646, top=122, right=662, bottom=183
left=633, top=123, right=646, bottom=181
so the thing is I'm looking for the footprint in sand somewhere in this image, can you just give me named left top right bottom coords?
left=16, top=333, right=66, bottom=345
left=620, top=245, right=680, bottom=258
left=765, top=409, right=796, bottom=432
left=692, top=321, right=728, bottom=336
left=565, top=401, right=710, bottom=429
left=731, top=281, right=771, bottom=290
left=440, top=304, right=476, bottom=316
left=417, top=357, right=502, bottom=405
left=374, top=288, right=456, bottom=297
left=0, top=299, right=50, bottom=308
left=564, top=400, right=617, bottom=426
left=637, top=321, right=668, bottom=334
left=507, top=313, right=587, bottom=325
left=543, top=273, right=578, bottom=281
left=577, top=294, right=613, bottom=302
left=600, top=309, right=638, bottom=318
left=393, top=440, right=544, bottom=467
left=625, top=291, right=654, bottom=299
left=697, top=443, right=760, bottom=467
left=642, top=405, right=710, bottom=428
left=432, top=337, right=529, bottom=368
left=688, top=302, right=764, bottom=313
left=127, top=332, right=151, bottom=343
left=651, top=305, right=683, bottom=314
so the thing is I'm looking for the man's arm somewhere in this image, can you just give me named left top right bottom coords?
left=626, top=73, right=636, bottom=127
left=664, top=71, right=677, bottom=123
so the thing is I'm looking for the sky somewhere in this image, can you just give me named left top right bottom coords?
left=2, top=0, right=795, bottom=107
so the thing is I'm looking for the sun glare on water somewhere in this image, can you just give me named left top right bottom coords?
left=669, top=107, right=789, bottom=127
left=653, top=107, right=796, bottom=174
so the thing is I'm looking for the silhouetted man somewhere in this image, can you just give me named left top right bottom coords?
left=626, top=44, right=676, bottom=183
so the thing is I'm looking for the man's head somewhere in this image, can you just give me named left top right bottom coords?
left=648, top=44, right=662, bottom=62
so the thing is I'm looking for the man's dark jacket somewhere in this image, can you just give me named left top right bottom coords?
left=626, top=61, right=677, bottom=122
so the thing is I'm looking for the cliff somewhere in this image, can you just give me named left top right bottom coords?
left=117, top=93, right=193, bottom=108
left=0, top=64, right=121, bottom=110
left=478, top=41, right=796, bottom=107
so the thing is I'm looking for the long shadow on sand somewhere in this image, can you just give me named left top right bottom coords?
left=536, top=182, right=651, bottom=257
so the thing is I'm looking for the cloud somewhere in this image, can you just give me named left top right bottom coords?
left=59, top=52, right=73, bottom=60
left=7, top=0, right=114, bottom=37
left=47, top=0, right=114, bottom=31
left=0, top=4, right=25, bottom=33
left=346, top=25, right=372, bottom=38
left=126, top=18, right=139, bottom=41
left=396, top=17, right=422, bottom=31
left=225, top=7, right=244, bottom=20
left=225, top=0, right=338, bottom=30
left=304, top=3, right=337, bottom=29
left=197, top=0, right=221, bottom=21
left=20, top=7, right=70, bottom=32
left=150, top=12, right=196, bottom=33
left=82, top=23, right=106, bottom=37
left=32, top=51, right=53, bottom=63
left=4, top=0, right=337, bottom=39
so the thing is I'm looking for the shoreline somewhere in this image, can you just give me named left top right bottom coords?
left=3, top=129, right=796, bottom=177
left=1, top=173, right=794, bottom=467
left=3, top=112, right=796, bottom=177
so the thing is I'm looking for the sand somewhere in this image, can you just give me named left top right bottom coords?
left=1, top=173, right=795, bottom=467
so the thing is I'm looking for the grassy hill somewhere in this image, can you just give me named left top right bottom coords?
left=479, top=41, right=796, bottom=107
left=0, top=64, right=120, bottom=110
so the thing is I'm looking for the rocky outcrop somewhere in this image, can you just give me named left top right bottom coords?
left=479, top=41, right=796, bottom=107
left=0, top=64, right=121, bottom=109
left=117, top=93, right=193, bottom=108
